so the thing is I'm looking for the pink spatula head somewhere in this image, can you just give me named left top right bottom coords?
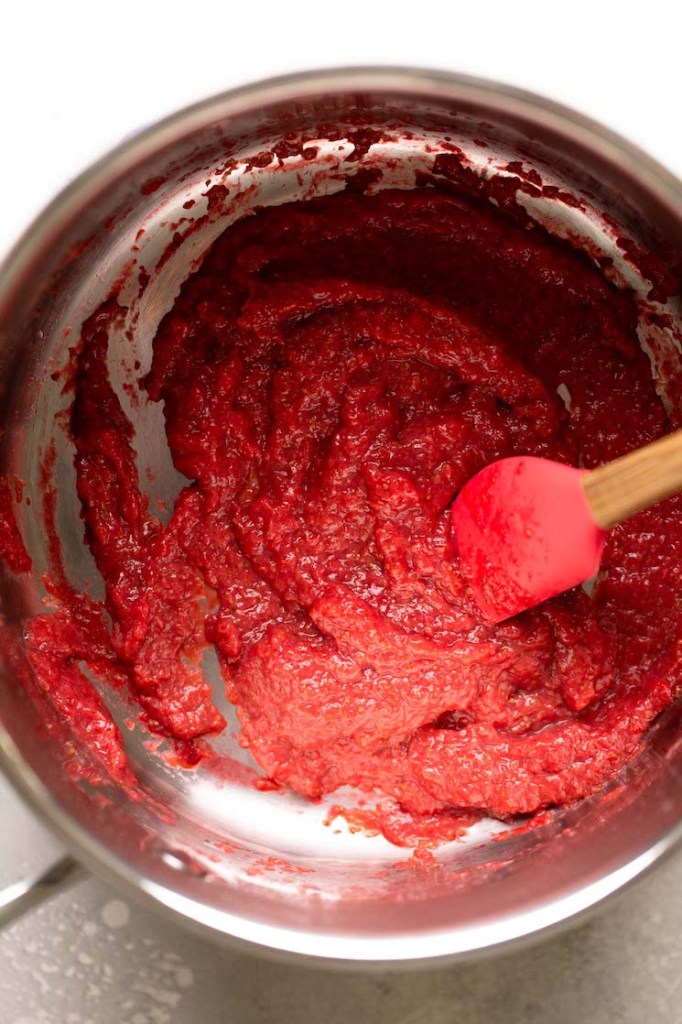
left=451, top=456, right=607, bottom=623
left=451, top=430, right=682, bottom=623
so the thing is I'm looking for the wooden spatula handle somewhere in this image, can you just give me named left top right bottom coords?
left=583, top=428, right=682, bottom=530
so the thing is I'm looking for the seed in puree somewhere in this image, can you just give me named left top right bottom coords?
left=17, top=183, right=682, bottom=845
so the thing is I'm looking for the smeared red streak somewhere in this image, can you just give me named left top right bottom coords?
left=0, top=477, right=31, bottom=573
left=0, top=618, right=130, bottom=789
left=616, top=234, right=680, bottom=302
left=40, top=442, right=75, bottom=597
left=140, top=175, right=166, bottom=196
left=392, top=849, right=440, bottom=872
left=245, top=856, right=315, bottom=877
left=325, top=803, right=477, bottom=849
left=541, top=185, right=584, bottom=209
left=204, top=183, right=229, bottom=210
left=345, top=128, right=383, bottom=162
left=246, top=151, right=274, bottom=170
left=504, top=161, right=543, bottom=187
left=70, top=301, right=225, bottom=740
left=25, top=430, right=134, bottom=786
left=137, top=266, right=150, bottom=296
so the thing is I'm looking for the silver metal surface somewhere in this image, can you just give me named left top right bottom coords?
left=1, top=772, right=682, bottom=1023
left=0, top=855, right=83, bottom=931
left=0, top=67, right=681, bottom=964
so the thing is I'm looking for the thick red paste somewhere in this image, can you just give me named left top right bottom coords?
left=14, top=183, right=682, bottom=842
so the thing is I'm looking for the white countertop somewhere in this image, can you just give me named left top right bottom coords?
left=3, top=0, right=682, bottom=255
left=2, top=3, right=682, bottom=1020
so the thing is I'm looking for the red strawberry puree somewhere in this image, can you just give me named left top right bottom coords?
left=8, top=184, right=682, bottom=844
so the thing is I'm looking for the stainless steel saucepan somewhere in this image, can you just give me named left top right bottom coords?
left=1, top=67, right=681, bottom=965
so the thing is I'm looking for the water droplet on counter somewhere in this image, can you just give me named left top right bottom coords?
left=175, top=966, right=194, bottom=988
left=100, top=899, right=130, bottom=929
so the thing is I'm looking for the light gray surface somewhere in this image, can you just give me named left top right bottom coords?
left=1, top=775, right=681, bottom=1023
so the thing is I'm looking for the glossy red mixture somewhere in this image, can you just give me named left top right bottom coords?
left=11, top=184, right=682, bottom=843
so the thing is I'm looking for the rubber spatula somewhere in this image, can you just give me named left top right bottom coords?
left=451, top=428, right=682, bottom=623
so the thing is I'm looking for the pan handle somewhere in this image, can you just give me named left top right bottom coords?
left=0, top=854, right=85, bottom=930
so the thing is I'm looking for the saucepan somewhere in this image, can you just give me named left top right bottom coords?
left=0, top=67, right=681, bottom=965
